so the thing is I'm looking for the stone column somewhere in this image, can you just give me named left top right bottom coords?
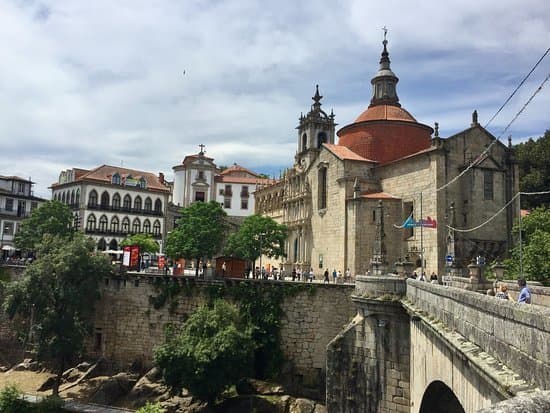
left=370, top=201, right=388, bottom=275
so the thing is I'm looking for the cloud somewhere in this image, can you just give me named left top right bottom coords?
left=0, top=0, right=548, bottom=198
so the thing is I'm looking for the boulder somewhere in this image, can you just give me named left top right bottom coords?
left=75, top=361, right=92, bottom=372
left=10, top=358, right=35, bottom=372
left=236, top=378, right=285, bottom=395
left=88, top=372, right=138, bottom=405
left=289, top=398, right=316, bottom=413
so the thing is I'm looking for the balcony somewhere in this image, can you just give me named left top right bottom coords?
left=86, top=204, right=163, bottom=217
left=240, top=191, right=250, bottom=198
left=84, top=228, right=162, bottom=239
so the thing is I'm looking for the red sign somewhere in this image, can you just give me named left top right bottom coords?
left=158, top=256, right=165, bottom=269
left=123, top=245, right=140, bottom=270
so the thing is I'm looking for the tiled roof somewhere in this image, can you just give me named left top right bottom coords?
left=220, top=163, right=258, bottom=177
left=355, top=105, right=417, bottom=123
left=53, top=165, right=169, bottom=192
left=215, top=175, right=276, bottom=185
left=0, top=175, right=33, bottom=183
left=324, top=144, right=377, bottom=162
left=361, top=192, right=401, bottom=200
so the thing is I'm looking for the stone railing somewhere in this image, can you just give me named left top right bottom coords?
left=406, top=279, right=550, bottom=390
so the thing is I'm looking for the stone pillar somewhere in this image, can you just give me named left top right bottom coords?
left=327, top=276, right=409, bottom=413
left=370, top=201, right=388, bottom=275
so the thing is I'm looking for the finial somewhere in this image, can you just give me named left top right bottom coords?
left=382, top=26, right=388, bottom=42
left=198, top=143, right=206, bottom=155
left=330, top=108, right=335, bottom=118
left=312, top=84, right=322, bottom=103
left=434, top=122, right=439, bottom=138
left=508, top=135, right=512, bottom=148
left=471, top=110, right=478, bottom=126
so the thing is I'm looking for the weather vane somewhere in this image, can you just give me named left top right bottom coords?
left=382, top=26, right=388, bottom=41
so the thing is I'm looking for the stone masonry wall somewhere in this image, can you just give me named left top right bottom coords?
left=90, top=275, right=356, bottom=396
left=406, top=279, right=550, bottom=390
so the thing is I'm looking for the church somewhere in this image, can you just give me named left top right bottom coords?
left=254, top=38, right=518, bottom=277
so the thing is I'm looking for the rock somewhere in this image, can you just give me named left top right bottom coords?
left=313, top=403, right=327, bottom=413
left=88, top=372, right=138, bottom=405
left=127, top=368, right=171, bottom=408
left=37, top=376, right=57, bottom=392
left=75, top=361, right=92, bottom=372
left=213, top=395, right=281, bottom=413
left=236, top=378, right=285, bottom=395
left=289, top=398, right=316, bottom=413
left=0, top=366, right=9, bottom=373
left=10, top=359, right=34, bottom=371
left=62, top=367, right=83, bottom=383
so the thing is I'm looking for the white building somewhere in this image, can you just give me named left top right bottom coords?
left=51, top=165, right=170, bottom=252
left=171, top=148, right=274, bottom=217
left=0, top=175, right=46, bottom=257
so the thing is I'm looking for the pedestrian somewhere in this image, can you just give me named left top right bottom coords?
left=345, top=268, right=351, bottom=282
left=309, top=268, right=314, bottom=282
left=337, top=270, right=342, bottom=283
left=495, top=284, right=512, bottom=301
left=221, top=261, right=227, bottom=277
left=517, top=278, right=532, bottom=304
left=430, top=272, right=438, bottom=283
left=297, top=269, right=302, bottom=281
left=292, top=268, right=296, bottom=281
left=332, top=269, right=337, bottom=283
left=324, top=269, right=330, bottom=283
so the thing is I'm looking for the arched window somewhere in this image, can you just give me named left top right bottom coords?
left=153, top=220, right=161, bottom=235
left=112, top=193, right=121, bottom=210
left=86, top=214, right=96, bottom=231
left=123, top=194, right=131, bottom=210
left=302, top=133, right=307, bottom=151
left=100, top=191, right=110, bottom=209
left=99, top=215, right=108, bottom=232
left=144, top=197, right=152, bottom=212
left=70, top=190, right=75, bottom=205
left=73, top=213, right=79, bottom=229
left=318, top=166, right=328, bottom=210
left=97, top=238, right=107, bottom=251
left=132, top=218, right=140, bottom=233
left=109, top=239, right=118, bottom=250
left=139, top=177, right=147, bottom=188
left=75, top=189, right=80, bottom=205
left=121, top=217, right=130, bottom=233
left=89, top=190, right=98, bottom=207
left=62, top=192, right=66, bottom=204
left=111, top=216, right=119, bottom=233
left=134, top=196, right=142, bottom=211
left=111, top=173, right=121, bottom=185
left=154, top=199, right=162, bottom=213
left=317, top=131, right=327, bottom=147
left=143, top=219, right=151, bottom=234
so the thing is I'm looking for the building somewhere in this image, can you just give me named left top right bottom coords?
left=51, top=165, right=170, bottom=252
left=0, top=175, right=46, bottom=257
left=255, top=38, right=518, bottom=277
left=167, top=147, right=275, bottom=232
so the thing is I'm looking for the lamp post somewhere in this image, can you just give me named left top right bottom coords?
left=259, top=232, right=266, bottom=279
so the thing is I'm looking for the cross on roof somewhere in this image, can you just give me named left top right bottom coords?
left=382, top=26, right=388, bottom=41
left=199, top=144, right=206, bottom=154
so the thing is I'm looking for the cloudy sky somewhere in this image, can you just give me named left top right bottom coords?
left=1, top=0, right=549, bottom=198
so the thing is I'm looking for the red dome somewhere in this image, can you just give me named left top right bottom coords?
left=337, top=105, right=433, bottom=164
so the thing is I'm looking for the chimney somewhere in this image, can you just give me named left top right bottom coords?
left=158, top=172, right=165, bottom=184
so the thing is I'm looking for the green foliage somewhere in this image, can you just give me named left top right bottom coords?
left=505, top=207, right=550, bottom=283
left=14, top=200, right=74, bottom=252
left=2, top=233, right=113, bottom=394
left=165, top=201, right=228, bottom=262
left=514, top=129, right=550, bottom=209
left=35, top=396, right=64, bottom=413
left=154, top=300, right=254, bottom=402
left=121, top=233, right=159, bottom=254
left=136, top=402, right=166, bottom=413
left=225, top=214, right=287, bottom=263
left=0, top=384, right=29, bottom=413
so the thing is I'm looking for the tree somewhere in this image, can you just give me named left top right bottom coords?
left=505, top=207, right=550, bottom=283
left=154, top=300, right=254, bottom=403
left=14, top=200, right=74, bottom=252
left=2, top=233, right=113, bottom=395
left=225, top=214, right=287, bottom=272
left=165, top=201, right=228, bottom=275
left=121, top=233, right=160, bottom=254
left=514, top=129, right=550, bottom=209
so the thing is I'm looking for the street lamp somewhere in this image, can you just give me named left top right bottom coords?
left=258, top=232, right=266, bottom=279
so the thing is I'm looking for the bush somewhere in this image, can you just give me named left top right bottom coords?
left=35, top=396, right=64, bottom=413
left=0, top=384, right=31, bottom=413
left=136, top=402, right=166, bottom=413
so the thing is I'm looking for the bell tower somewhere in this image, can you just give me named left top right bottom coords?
left=296, top=85, right=336, bottom=169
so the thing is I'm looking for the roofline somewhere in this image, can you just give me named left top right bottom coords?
left=337, top=118, right=434, bottom=137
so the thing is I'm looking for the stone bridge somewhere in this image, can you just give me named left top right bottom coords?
left=327, top=276, right=550, bottom=413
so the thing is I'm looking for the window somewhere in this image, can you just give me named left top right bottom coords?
left=3, top=222, right=14, bottom=236
left=111, top=216, right=119, bottom=232
left=195, top=191, right=205, bottom=202
left=87, top=215, right=96, bottom=231
left=197, top=171, right=205, bottom=180
left=318, top=166, right=327, bottom=210
left=17, top=201, right=26, bottom=217
left=317, top=131, right=327, bottom=147
left=134, top=196, right=142, bottom=211
left=241, top=199, right=248, bottom=209
left=89, top=190, right=98, bottom=207
left=5, top=198, right=13, bottom=211
left=121, top=217, right=130, bottom=233
left=132, top=218, right=140, bottom=233
left=144, top=197, right=152, bottom=212
left=70, top=190, right=75, bottom=205
left=99, top=215, right=108, bottom=232
left=224, top=185, right=232, bottom=196
left=154, top=199, right=162, bottom=213
left=143, top=219, right=151, bottom=233
left=100, top=191, right=110, bottom=208
left=302, top=133, right=307, bottom=151
left=75, top=189, right=80, bottom=205
left=241, top=186, right=249, bottom=197
left=31, top=201, right=38, bottom=211
left=153, top=220, right=161, bottom=235
left=224, top=198, right=231, bottom=209
left=112, top=193, right=121, bottom=210
left=18, top=182, right=24, bottom=193
left=139, top=177, right=147, bottom=188
left=111, top=173, right=121, bottom=185
left=219, top=189, right=224, bottom=195
left=123, top=195, right=131, bottom=209
left=484, top=170, right=494, bottom=200
left=62, top=192, right=66, bottom=204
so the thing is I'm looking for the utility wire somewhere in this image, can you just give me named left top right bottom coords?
left=484, top=47, right=550, bottom=128
left=446, top=190, right=550, bottom=233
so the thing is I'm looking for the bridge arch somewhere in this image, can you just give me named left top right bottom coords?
left=419, top=380, right=464, bottom=413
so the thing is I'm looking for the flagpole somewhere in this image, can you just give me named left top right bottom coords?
left=420, top=191, right=424, bottom=277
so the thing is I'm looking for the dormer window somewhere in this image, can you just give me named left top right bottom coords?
left=139, top=177, right=147, bottom=188
left=112, top=173, right=121, bottom=185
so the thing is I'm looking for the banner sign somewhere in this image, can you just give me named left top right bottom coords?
left=123, top=245, right=140, bottom=270
left=396, top=214, right=437, bottom=229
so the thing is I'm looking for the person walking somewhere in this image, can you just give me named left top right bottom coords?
left=517, top=278, right=532, bottom=304
left=332, top=269, right=337, bottom=283
left=291, top=268, right=297, bottom=281
left=309, top=268, right=314, bottom=282
left=324, top=269, right=330, bottom=283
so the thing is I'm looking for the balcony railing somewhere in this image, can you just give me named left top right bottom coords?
left=86, top=204, right=163, bottom=216
left=84, top=228, right=162, bottom=239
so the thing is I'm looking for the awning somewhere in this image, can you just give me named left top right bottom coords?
left=2, top=245, right=16, bottom=251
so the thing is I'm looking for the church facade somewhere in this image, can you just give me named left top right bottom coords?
left=255, top=39, right=518, bottom=277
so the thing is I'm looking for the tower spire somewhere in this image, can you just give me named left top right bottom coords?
left=369, top=29, right=401, bottom=108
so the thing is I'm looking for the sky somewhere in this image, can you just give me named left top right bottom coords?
left=1, top=0, right=549, bottom=198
